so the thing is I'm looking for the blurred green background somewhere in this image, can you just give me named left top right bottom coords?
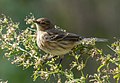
left=0, top=0, right=120, bottom=83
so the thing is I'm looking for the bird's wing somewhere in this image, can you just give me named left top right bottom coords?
left=44, top=29, right=83, bottom=42
left=49, top=33, right=81, bottom=41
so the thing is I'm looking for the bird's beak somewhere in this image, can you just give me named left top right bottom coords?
left=33, top=20, right=39, bottom=24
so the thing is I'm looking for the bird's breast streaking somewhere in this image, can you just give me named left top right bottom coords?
left=37, top=30, right=81, bottom=55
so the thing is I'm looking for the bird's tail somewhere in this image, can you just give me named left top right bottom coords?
left=94, top=38, right=108, bottom=42
left=82, top=37, right=108, bottom=42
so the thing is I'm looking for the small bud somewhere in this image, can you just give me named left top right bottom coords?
left=26, top=19, right=33, bottom=24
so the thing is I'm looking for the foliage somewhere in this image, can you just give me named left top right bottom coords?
left=0, top=79, right=8, bottom=83
left=0, top=14, right=120, bottom=83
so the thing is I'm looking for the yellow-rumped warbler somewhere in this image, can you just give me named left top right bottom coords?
left=33, top=18, right=107, bottom=58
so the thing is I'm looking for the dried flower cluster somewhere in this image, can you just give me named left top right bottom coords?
left=0, top=79, right=8, bottom=83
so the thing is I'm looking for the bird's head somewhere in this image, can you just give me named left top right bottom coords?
left=33, top=18, right=54, bottom=31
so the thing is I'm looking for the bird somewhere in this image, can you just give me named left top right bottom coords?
left=33, top=18, right=107, bottom=62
